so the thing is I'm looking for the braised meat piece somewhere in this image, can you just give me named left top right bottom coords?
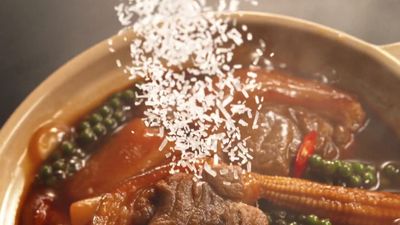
left=90, top=171, right=268, bottom=225
left=237, top=69, right=366, bottom=176
left=150, top=174, right=268, bottom=225
left=67, top=119, right=169, bottom=200
left=88, top=166, right=173, bottom=225
left=289, top=106, right=353, bottom=159
left=244, top=104, right=355, bottom=176
left=250, top=70, right=366, bottom=132
left=243, top=105, right=302, bottom=176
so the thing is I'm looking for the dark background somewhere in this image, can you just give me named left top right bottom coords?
left=1, top=0, right=400, bottom=126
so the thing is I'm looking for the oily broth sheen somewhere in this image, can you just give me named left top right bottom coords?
left=19, top=85, right=138, bottom=225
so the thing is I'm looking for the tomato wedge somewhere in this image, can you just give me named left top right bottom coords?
left=293, top=131, right=318, bottom=178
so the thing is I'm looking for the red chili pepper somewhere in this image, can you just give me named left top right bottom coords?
left=293, top=131, right=318, bottom=178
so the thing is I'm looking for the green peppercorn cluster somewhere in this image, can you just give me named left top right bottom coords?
left=38, top=141, right=86, bottom=186
left=77, top=89, right=136, bottom=145
left=382, top=163, right=400, bottom=185
left=269, top=210, right=332, bottom=225
left=307, top=155, right=377, bottom=189
left=37, top=87, right=137, bottom=186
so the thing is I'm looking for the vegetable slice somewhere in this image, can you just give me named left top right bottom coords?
left=293, top=131, right=318, bottom=178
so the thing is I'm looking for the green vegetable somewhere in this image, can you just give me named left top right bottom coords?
left=362, top=171, right=377, bottom=186
left=104, top=117, right=118, bottom=131
left=67, top=157, right=81, bottom=173
left=79, top=128, right=97, bottom=144
left=348, top=175, right=362, bottom=187
left=39, top=165, right=52, bottom=179
left=53, top=159, right=66, bottom=170
left=109, top=97, right=122, bottom=109
left=352, top=162, right=365, bottom=174
left=365, top=165, right=376, bottom=173
left=121, top=89, right=136, bottom=102
left=338, top=162, right=352, bottom=178
left=305, top=214, right=319, bottom=225
left=93, top=123, right=107, bottom=136
left=114, top=110, right=127, bottom=124
left=54, top=170, right=67, bottom=180
left=89, top=113, right=103, bottom=125
left=309, top=155, right=323, bottom=169
left=61, top=141, right=75, bottom=156
left=73, top=148, right=86, bottom=158
left=78, top=121, right=91, bottom=131
left=333, top=160, right=342, bottom=168
left=320, top=219, right=332, bottom=225
left=35, top=85, right=143, bottom=187
left=322, top=160, right=336, bottom=176
left=306, top=155, right=378, bottom=188
left=99, top=105, right=113, bottom=117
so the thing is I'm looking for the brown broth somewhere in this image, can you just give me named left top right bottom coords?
left=348, top=111, right=400, bottom=163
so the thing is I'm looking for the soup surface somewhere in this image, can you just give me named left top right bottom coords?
left=20, top=69, right=400, bottom=225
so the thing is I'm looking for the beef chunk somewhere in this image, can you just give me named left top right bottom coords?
left=243, top=105, right=356, bottom=176
left=149, top=174, right=226, bottom=225
left=243, top=105, right=302, bottom=176
left=230, top=69, right=365, bottom=176
left=91, top=171, right=268, bottom=225
left=223, top=202, right=270, bottom=225
left=289, top=106, right=351, bottom=159
left=149, top=173, right=268, bottom=225
left=203, top=165, right=245, bottom=201
left=249, top=69, right=366, bottom=132
left=131, top=188, right=157, bottom=225
left=89, top=165, right=170, bottom=225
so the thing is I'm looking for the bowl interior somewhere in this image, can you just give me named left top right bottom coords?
left=1, top=12, right=400, bottom=224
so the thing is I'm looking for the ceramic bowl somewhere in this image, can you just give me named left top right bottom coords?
left=0, top=12, right=399, bottom=224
